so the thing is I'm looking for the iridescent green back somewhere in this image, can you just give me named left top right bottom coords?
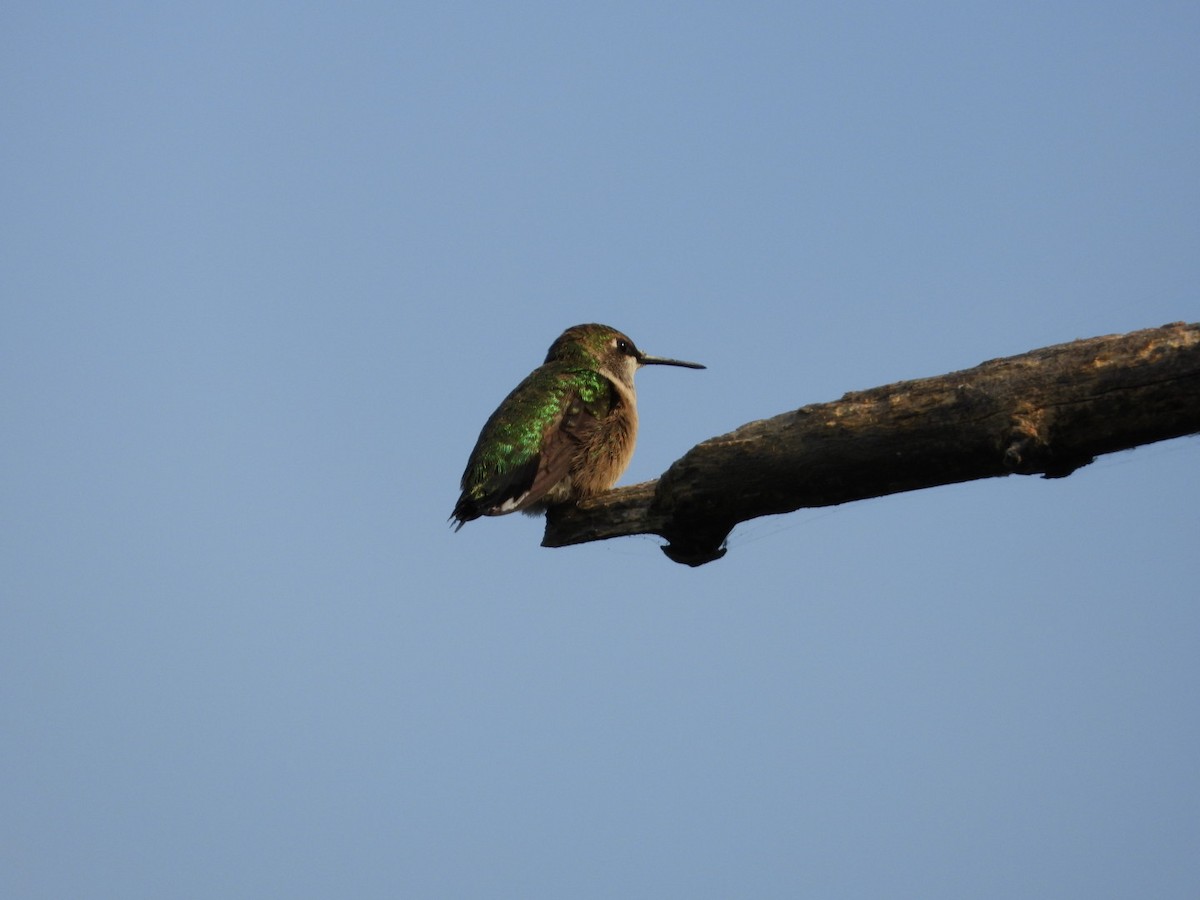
left=458, top=362, right=612, bottom=502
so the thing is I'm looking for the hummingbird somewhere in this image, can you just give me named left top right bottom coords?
left=451, top=323, right=704, bottom=530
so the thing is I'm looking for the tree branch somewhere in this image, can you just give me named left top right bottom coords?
left=542, top=322, right=1200, bottom=566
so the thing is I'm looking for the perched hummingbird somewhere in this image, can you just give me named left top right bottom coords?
left=451, top=323, right=704, bottom=530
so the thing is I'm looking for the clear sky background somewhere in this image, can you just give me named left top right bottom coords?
left=3, top=3, right=1198, bottom=897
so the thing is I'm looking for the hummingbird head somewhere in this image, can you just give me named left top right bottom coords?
left=545, top=323, right=705, bottom=389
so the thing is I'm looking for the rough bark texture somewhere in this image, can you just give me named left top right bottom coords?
left=542, top=322, right=1200, bottom=566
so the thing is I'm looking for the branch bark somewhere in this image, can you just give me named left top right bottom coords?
left=542, top=322, right=1200, bottom=566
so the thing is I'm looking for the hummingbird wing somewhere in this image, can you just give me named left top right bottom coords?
left=517, top=383, right=608, bottom=508
left=452, top=368, right=612, bottom=526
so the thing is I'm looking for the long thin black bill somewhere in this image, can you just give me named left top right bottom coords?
left=640, top=354, right=705, bottom=369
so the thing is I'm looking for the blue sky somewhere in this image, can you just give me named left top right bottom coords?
left=3, top=3, right=1198, bottom=897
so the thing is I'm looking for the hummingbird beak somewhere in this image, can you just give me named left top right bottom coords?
left=638, top=353, right=705, bottom=370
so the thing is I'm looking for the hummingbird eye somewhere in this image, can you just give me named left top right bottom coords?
left=615, top=338, right=634, bottom=355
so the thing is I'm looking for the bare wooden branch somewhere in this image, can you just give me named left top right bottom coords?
left=543, top=322, right=1200, bottom=566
